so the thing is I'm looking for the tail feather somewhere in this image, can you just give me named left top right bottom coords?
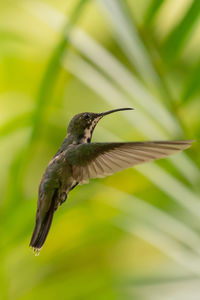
left=29, top=194, right=56, bottom=253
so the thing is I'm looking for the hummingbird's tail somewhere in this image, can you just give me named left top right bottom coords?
left=29, top=196, right=56, bottom=254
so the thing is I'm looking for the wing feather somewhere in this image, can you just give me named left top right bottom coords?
left=67, top=140, right=193, bottom=185
left=89, top=164, right=97, bottom=178
left=97, top=156, right=113, bottom=174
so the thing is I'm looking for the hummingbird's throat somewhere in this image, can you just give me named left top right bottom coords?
left=81, top=117, right=101, bottom=143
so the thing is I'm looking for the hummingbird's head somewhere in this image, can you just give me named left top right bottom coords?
left=67, top=108, right=133, bottom=144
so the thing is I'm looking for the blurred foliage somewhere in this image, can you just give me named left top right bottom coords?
left=0, top=0, right=200, bottom=299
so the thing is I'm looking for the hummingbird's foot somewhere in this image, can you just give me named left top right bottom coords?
left=70, top=181, right=78, bottom=191
left=60, top=192, right=68, bottom=204
left=54, top=192, right=68, bottom=210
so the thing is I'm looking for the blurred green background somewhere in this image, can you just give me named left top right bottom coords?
left=0, top=0, right=200, bottom=299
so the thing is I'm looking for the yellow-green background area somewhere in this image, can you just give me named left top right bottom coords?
left=1, top=0, right=200, bottom=299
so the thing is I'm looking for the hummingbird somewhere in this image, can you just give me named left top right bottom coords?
left=29, top=108, right=193, bottom=254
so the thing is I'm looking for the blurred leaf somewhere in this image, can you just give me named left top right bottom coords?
left=162, top=0, right=200, bottom=64
left=144, top=0, right=165, bottom=25
left=99, top=0, right=159, bottom=88
left=115, top=217, right=200, bottom=275
left=100, top=185, right=200, bottom=256
left=137, top=162, right=200, bottom=218
left=0, top=112, right=31, bottom=138
left=181, top=59, right=200, bottom=104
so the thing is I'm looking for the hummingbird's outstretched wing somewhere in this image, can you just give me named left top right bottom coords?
left=67, top=140, right=193, bottom=185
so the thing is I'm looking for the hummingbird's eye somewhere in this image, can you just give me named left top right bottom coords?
left=84, top=113, right=90, bottom=120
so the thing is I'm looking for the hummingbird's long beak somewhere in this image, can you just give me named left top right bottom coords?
left=99, top=107, right=134, bottom=117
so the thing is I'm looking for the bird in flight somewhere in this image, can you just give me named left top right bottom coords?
left=30, top=108, right=193, bottom=254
